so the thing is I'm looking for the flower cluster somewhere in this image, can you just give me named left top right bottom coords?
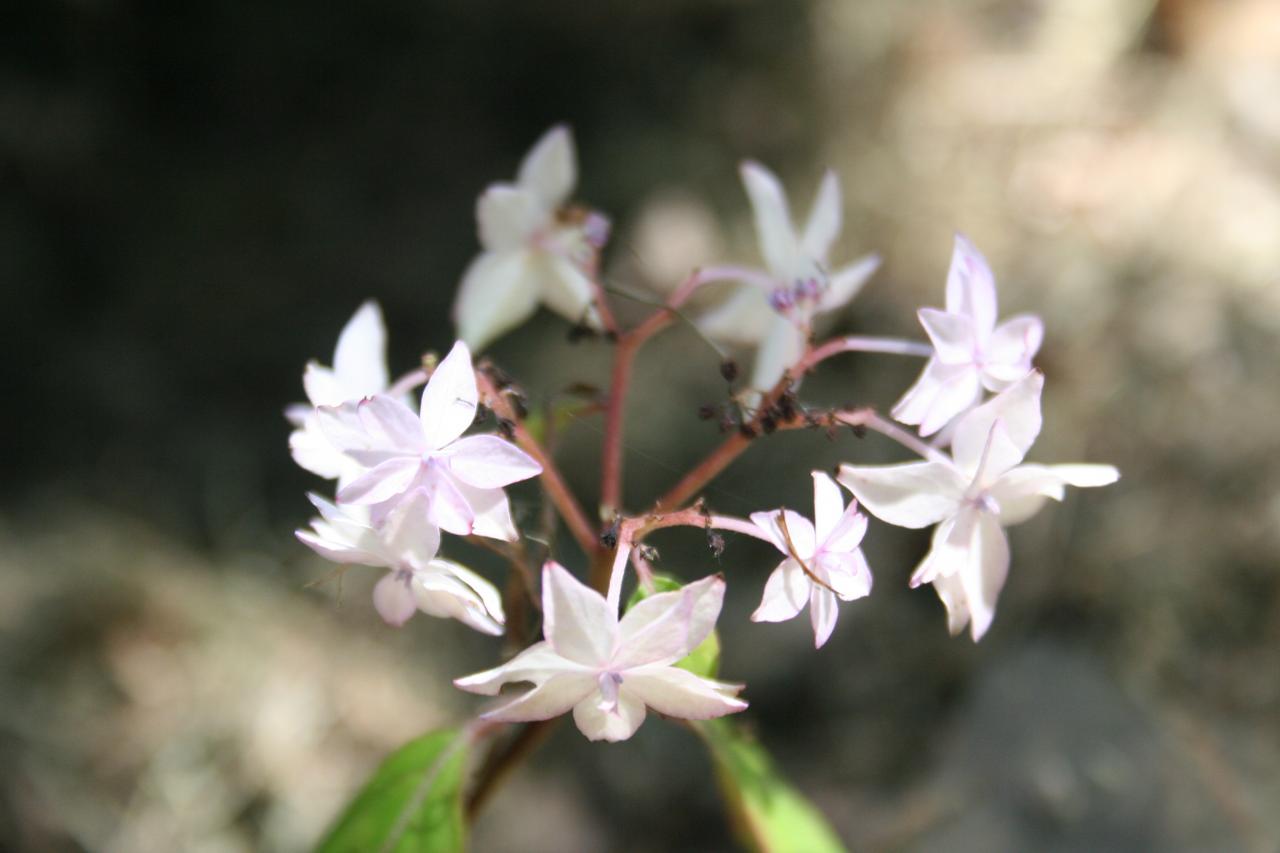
left=287, top=125, right=1119, bottom=744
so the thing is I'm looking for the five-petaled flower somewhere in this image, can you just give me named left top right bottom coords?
left=699, top=161, right=880, bottom=394
left=893, top=235, right=1043, bottom=436
left=453, top=125, right=606, bottom=350
left=750, top=472, right=873, bottom=648
left=296, top=493, right=505, bottom=635
left=454, top=562, right=747, bottom=742
left=287, top=301, right=391, bottom=483
left=317, top=340, right=542, bottom=540
left=839, top=372, right=1119, bottom=641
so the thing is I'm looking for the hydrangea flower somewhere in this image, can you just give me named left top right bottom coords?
left=296, top=493, right=505, bottom=635
left=287, top=301, right=390, bottom=482
left=454, top=562, right=747, bottom=742
left=839, top=372, right=1118, bottom=640
left=892, top=236, right=1043, bottom=436
left=750, top=472, right=873, bottom=648
left=699, top=161, right=880, bottom=393
left=317, top=341, right=541, bottom=540
left=453, top=125, right=606, bottom=350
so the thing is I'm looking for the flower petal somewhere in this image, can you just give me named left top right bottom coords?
left=623, top=668, right=747, bottom=720
left=983, top=314, right=1043, bottom=389
left=748, top=314, right=805, bottom=394
left=891, top=359, right=983, bottom=437
left=413, top=567, right=504, bottom=636
left=453, top=641, right=584, bottom=695
left=444, top=434, right=542, bottom=489
left=337, top=457, right=422, bottom=505
left=836, top=462, right=965, bottom=529
left=484, top=675, right=598, bottom=724
left=822, top=504, right=868, bottom=555
left=698, top=285, right=775, bottom=347
left=945, top=234, right=998, bottom=335
left=616, top=574, right=726, bottom=668
left=749, top=509, right=818, bottom=559
left=332, top=300, right=389, bottom=397
left=961, top=512, right=1010, bottom=641
left=517, top=124, right=576, bottom=208
left=373, top=572, right=418, bottom=627
left=453, top=250, right=541, bottom=351
left=818, top=253, right=880, bottom=313
left=302, top=363, right=343, bottom=407
left=801, top=169, right=841, bottom=260
left=810, top=471, right=846, bottom=545
left=918, top=307, right=977, bottom=365
left=412, top=465, right=477, bottom=536
left=741, top=161, right=800, bottom=276
left=435, top=559, right=507, bottom=629
left=814, top=550, right=873, bottom=601
left=420, top=341, right=479, bottom=451
left=809, top=587, right=839, bottom=648
left=572, top=689, right=646, bottom=742
left=541, top=562, right=616, bottom=666
left=951, top=371, right=1043, bottom=477
left=932, top=570, right=971, bottom=637
left=989, top=463, right=1119, bottom=526
left=536, top=252, right=600, bottom=328
left=751, top=559, right=811, bottom=623
left=452, top=480, right=520, bottom=542
left=289, top=417, right=347, bottom=480
left=477, top=184, right=543, bottom=252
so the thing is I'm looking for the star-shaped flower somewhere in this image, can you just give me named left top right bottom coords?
left=287, top=301, right=390, bottom=482
left=839, top=372, right=1118, bottom=641
left=317, top=340, right=541, bottom=540
left=699, top=161, right=880, bottom=393
left=892, top=236, right=1043, bottom=436
left=452, top=125, right=606, bottom=350
left=454, top=562, right=747, bottom=742
left=296, top=493, right=505, bottom=635
left=750, top=471, right=874, bottom=648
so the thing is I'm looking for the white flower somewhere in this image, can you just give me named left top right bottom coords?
left=454, top=562, right=747, bottom=742
left=453, top=125, right=605, bottom=350
left=839, top=372, right=1118, bottom=641
left=892, top=236, right=1043, bottom=436
left=287, top=301, right=390, bottom=482
left=317, top=341, right=541, bottom=540
left=750, top=472, right=873, bottom=648
left=699, top=161, right=880, bottom=393
left=296, top=493, right=505, bottom=635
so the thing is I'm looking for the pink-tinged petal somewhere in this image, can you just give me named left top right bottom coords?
left=296, top=527, right=375, bottom=567
left=698, top=286, right=775, bottom=347
left=289, top=420, right=346, bottom=480
left=983, top=314, right=1043, bottom=389
left=337, top=457, right=421, bottom=505
left=453, top=641, right=584, bottom=695
left=356, top=395, right=429, bottom=459
left=908, top=515, right=963, bottom=588
left=989, top=463, right=1119, bottom=526
left=302, top=363, right=344, bottom=407
left=809, top=587, right=839, bottom=648
left=284, top=402, right=311, bottom=428
left=420, top=341, right=479, bottom=451
left=749, top=509, right=817, bottom=559
left=517, top=124, right=576, bottom=208
left=542, top=562, right=617, bottom=667
left=837, top=462, right=965, bottom=529
left=623, top=668, right=748, bottom=720
left=315, top=401, right=377, bottom=456
left=332, top=300, right=389, bottom=397
left=891, top=360, right=983, bottom=437
left=822, top=505, right=868, bottom=555
left=945, top=234, right=998, bottom=335
left=444, top=434, right=542, bottom=488
left=483, top=675, right=598, bottom=724
left=951, top=371, right=1043, bottom=476
left=969, top=420, right=1028, bottom=487
left=741, top=161, right=800, bottom=275
left=452, top=481, right=519, bottom=542
left=616, top=574, right=726, bottom=668
left=801, top=169, right=841, bottom=259
left=453, top=250, right=541, bottom=351
left=435, top=559, right=506, bottom=628
left=378, top=492, right=442, bottom=567
left=373, top=572, right=418, bottom=627
left=536, top=253, right=600, bottom=328
left=414, top=466, right=476, bottom=536
left=961, top=512, right=1010, bottom=641
left=413, top=569, right=504, bottom=636
left=932, top=570, right=971, bottom=637
left=751, top=559, right=810, bottom=623
left=818, top=253, right=880, bottom=313
left=749, top=314, right=806, bottom=395
left=1048, top=464, right=1120, bottom=488
left=811, top=471, right=845, bottom=545
left=918, top=307, right=978, bottom=365
left=814, top=550, right=873, bottom=601
left=477, top=185, right=543, bottom=252
left=572, top=690, right=646, bottom=742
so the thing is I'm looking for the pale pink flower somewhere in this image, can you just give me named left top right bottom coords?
left=287, top=301, right=390, bottom=482
left=840, top=372, right=1118, bottom=641
left=453, top=125, right=604, bottom=350
left=893, top=236, right=1044, bottom=436
left=699, top=161, right=880, bottom=393
left=750, top=472, right=873, bottom=648
left=454, top=562, right=747, bottom=742
left=318, top=341, right=541, bottom=540
left=296, top=493, right=505, bottom=635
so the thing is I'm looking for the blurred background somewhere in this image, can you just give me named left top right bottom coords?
left=4, top=0, right=1279, bottom=850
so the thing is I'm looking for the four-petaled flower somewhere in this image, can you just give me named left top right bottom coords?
left=750, top=472, right=874, bottom=648
left=453, top=125, right=605, bottom=350
left=699, top=161, right=880, bottom=393
left=317, top=341, right=542, bottom=540
left=839, top=372, right=1119, bottom=641
left=454, top=562, right=747, bottom=742
left=287, top=301, right=390, bottom=483
left=296, top=493, right=505, bottom=635
left=893, top=235, right=1044, bottom=436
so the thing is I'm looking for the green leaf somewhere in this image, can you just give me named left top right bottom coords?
left=318, top=728, right=470, bottom=853
left=625, top=574, right=720, bottom=679
left=696, top=718, right=846, bottom=853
